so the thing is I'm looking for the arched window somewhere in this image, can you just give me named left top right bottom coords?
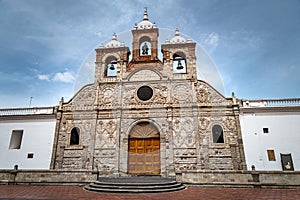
left=173, top=52, right=186, bottom=73
left=70, top=127, right=80, bottom=145
left=212, top=125, right=224, bottom=143
left=139, top=36, right=151, bottom=56
left=105, top=56, right=117, bottom=77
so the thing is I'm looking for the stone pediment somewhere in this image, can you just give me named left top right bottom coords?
left=63, top=84, right=96, bottom=111
left=195, top=81, right=229, bottom=106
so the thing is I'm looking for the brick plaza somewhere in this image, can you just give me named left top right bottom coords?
left=1, top=185, right=300, bottom=200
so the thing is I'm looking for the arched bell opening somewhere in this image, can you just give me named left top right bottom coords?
left=105, top=56, right=118, bottom=77
left=128, top=121, right=160, bottom=174
left=173, top=52, right=187, bottom=73
left=139, top=36, right=152, bottom=56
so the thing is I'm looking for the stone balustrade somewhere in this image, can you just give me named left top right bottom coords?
left=0, top=107, right=55, bottom=116
left=242, top=98, right=300, bottom=108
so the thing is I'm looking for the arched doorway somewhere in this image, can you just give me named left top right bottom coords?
left=128, top=122, right=160, bottom=174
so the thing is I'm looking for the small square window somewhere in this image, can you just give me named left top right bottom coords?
left=267, top=150, right=276, bottom=161
left=263, top=128, right=269, bottom=134
left=27, top=153, right=34, bottom=159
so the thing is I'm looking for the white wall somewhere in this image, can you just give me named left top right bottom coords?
left=0, top=118, right=56, bottom=169
left=240, top=112, right=300, bottom=171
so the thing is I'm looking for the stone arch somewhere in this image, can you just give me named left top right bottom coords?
left=172, top=51, right=187, bottom=73
left=139, top=36, right=152, bottom=56
left=129, top=121, right=160, bottom=138
left=104, top=55, right=118, bottom=77
left=70, top=127, right=80, bottom=146
left=127, top=68, right=162, bottom=81
left=211, top=124, right=225, bottom=144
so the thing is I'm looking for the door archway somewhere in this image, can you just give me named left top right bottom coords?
left=128, top=122, right=160, bottom=174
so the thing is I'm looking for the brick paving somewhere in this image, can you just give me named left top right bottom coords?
left=0, top=185, right=300, bottom=200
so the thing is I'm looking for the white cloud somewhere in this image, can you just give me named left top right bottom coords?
left=52, top=71, right=75, bottom=83
left=96, top=31, right=102, bottom=37
left=31, top=68, right=50, bottom=81
left=200, top=32, right=219, bottom=53
left=33, top=68, right=75, bottom=83
left=37, top=74, right=50, bottom=81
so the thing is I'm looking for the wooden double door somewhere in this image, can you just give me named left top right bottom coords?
left=129, top=138, right=160, bottom=174
left=128, top=122, right=160, bottom=174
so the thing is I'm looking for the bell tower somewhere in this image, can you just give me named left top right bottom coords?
left=127, top=8, right=162, bottom=71
left=161, top=28, right=197, bottom=81
left=94, top=33, right=130, bottom=82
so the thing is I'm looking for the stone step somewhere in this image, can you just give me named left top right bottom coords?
left=93, top=180, right=178, bottom=186
left=89, top=182, right=182, bottom=189
left=84, top=184, right=186, bottom=193
left=84, top=176, right=186, bottom=193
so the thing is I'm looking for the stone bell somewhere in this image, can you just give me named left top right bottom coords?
left=176, top=60, right=184, bottom=70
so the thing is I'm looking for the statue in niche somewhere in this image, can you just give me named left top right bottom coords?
left=142, top=42, right=149, bottom=55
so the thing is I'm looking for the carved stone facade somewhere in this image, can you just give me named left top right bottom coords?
left=50, top=10, right=246, bottom=177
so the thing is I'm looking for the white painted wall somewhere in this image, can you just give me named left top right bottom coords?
left=240, top=112, right=300, bottom=171
left=0, top=118, right=56, bottom=169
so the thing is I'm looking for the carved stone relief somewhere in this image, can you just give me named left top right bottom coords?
left=173, top=117, right=195, bottom=148
left=225, top=116, right=236, bottom=130
left=98, top=84, right=118, bottom=106
left=195, top=82, right=226, bottom=105
left=96, top=120, right=117, bottom=148
left=124, top=84, right=168, bottom=106
left=124, top=86, right=138, bottom=105
left=199, top=117, right=210, bottom=131
left=67, top=85, right=96, bottom=109
left=172, top=84, right=192, bottom=104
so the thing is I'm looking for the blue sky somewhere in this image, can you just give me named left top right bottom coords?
left=0, top=0, right=300, bottom=108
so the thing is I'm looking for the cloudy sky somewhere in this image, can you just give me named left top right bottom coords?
left=1, top=0, right=299, bottom=108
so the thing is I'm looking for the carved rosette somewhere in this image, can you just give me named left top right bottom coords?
left=172, top=84, right=192, bottom=104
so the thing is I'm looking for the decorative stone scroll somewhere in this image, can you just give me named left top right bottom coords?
left=195, top=82, right=226, bottom=105
left=124, top=84, right=168, bottom=106
left=153, top=85, right=168, bottom=104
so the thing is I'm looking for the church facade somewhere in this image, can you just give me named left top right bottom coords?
left=50, top=10, right=247, bottom=177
